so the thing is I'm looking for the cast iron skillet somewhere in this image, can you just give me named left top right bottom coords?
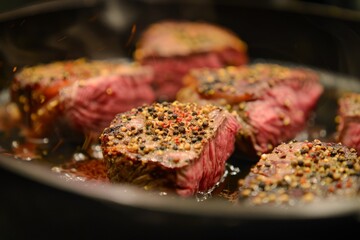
left=0, top=0, right=360, bottom=238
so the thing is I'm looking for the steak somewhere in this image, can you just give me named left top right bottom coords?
left=177, top=63, right=324, bottom=158
left=237, top=139, right=360, bottom=206
left=11, top=59, right=155, bottom=141
left=336, top=92, right=360, bottom=154
left=134, top=20, right=248, bottom=102
left=100, top=101, right=240, bottom=197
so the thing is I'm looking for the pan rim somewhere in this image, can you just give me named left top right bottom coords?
left=1, top=151, right=359, bottom=220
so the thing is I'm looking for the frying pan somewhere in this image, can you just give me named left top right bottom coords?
left=1, top=0, right=360, bottom=238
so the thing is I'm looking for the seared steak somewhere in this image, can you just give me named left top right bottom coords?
left=100, top=101, right=240, bottom=197
left=177, top=63, right=323, bottom=158
left=134, top=20, right=248, bottom=102
left=238, top=139, right=360, bottom=206
left=336, top=92, right=360, bottom=153
left=11, top=59, right=155, bottom=140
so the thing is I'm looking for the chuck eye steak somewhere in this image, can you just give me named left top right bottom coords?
left=238, top=139, right=360, bottom=206
left=100, top=101, right=240, bottom=197
left=11, top=59, right=155, bottom=142
left=177, top=63, right=324, bottom=159
left=134, top=20, right=248, bottom=102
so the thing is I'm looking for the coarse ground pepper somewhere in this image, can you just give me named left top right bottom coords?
left=238, top=139, right=360, bottom=206
left=100, top=101, right=225, bottom=168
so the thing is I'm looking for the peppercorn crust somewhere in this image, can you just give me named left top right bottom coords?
left=11, top=58, right=155, bottom=139
left=238, top=139, right=360, bottom=206
left=12, top=59, right=150, bottom=117
left=101, top=101, right=227, bottom=167
left=182, top=63, right=319, bottom=103
left=177, top=63, right=324, bottom=158
left=100, top=101, right=240, bottom=196
left=11, top=58, right=124, bottom=131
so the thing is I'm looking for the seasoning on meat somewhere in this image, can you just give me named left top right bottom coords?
left=100, top=101, right=240, bottom=197
left=11, top=58, right=155, bottom=141
left=134, top=20, right=248, bottom=102
left=177, top=63, right=324, bottom=158
left=237, top=139, right=360, bottom=206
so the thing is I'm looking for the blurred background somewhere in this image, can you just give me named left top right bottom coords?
left=1, top=0, right=360, bottom=12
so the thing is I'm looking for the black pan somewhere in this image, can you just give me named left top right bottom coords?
left=1, top=0, right=360, bottom=238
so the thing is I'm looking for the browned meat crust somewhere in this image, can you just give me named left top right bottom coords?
left=237, top=139, right=360, bottom=206
left=177, top=63, right=324, bottom=158
left=100, top=101, right=240, bottom=196
left=11, top=58, right=155, bottom=140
